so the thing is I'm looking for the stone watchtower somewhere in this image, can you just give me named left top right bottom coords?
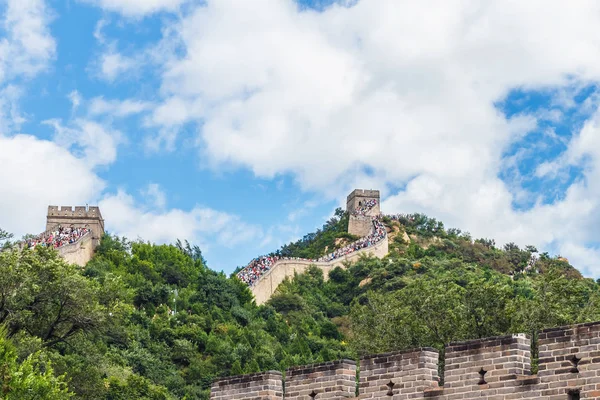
left=46, top=206, right=105, bottom=248
left=346, top=189, right=380, bottom=237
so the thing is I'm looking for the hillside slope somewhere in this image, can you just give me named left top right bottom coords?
left=0, top=212, right=598, bottom=399
left=267, top=212, right=598, bottom=370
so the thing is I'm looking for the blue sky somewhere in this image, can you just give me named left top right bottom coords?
left=2, top=0, right=600, bottom=276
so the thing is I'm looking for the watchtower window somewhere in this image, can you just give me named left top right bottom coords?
left=568, top=389, right=580, bottom=400
left=359, top=201, right=362, bottom=206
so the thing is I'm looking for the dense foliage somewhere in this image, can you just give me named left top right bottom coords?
left=0, top=234, right=350, bottom=399
left=0, top=328, right=72, bottom=399
left=274, top=214, right=599, bottom=376
left=1, top=211, right=599, bottom=397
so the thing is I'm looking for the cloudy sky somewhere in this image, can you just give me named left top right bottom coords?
left=2, top=0, right=600, bottom=276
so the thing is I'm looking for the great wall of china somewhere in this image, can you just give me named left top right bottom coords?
left=214, top=189, right=600, bottom=399
left=22, top=194, right=600, bottom=398
left=31, top=189, right=389, bottom=305
left=249, top=237, right=388, bottom=304
left=212, top=321, right=600, bottom=400
left=33, top=189, right=389, bottom=300
left=22, top=205, right=106, bottom=267
left=237, top=189, right=389, bottom=304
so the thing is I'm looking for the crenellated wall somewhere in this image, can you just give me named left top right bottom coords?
left=211, top=371, right=283, bottom=400
left=46, top=205, right=105, bottom=248
left=241, top=189, right=387, bottom=304
left=346, top=189, right=380, bottom=214
left=286, top=360, right=356, bottom=400
left=250, top=236, right=388, bottom=305
left=346, top=190, right=381, bottom=237
left=43, top=205, right=105, bottom=266
left=211, top=321, right=600, bottom=399
left=360, top=348, right=439, bottom=398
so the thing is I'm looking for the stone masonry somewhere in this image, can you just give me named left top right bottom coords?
left=347, top=189, right=380, bottom=237
left=46, top=205, right=105, bottom=248
left=211, top=371, right=283, bottom=400
left=360, top=348, right=439, bottom=399
left=211, top=321, right=600, bottom=399
left=249, top=189, right=388, bottom=305
left=286, top=360, right=356, bottom=400
left=250, top=237, right=388, bottom=305
left=346, top=189, right=381, bottom=215
left=45, top=205, right=105, bottom=266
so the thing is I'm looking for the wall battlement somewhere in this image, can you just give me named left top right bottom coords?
left=247, top=189, right=388, bottom=304
left=346, top=190, right=380, bottom=215
left=47, top=205, right=103, bottom=220
left=211, top=321, right=600, bottom=399
left=46, top=205, right=105, bottom=266
left=286, top=360, right=356, bottom=400
left=346, top=189, right=381, bottom=237
left=250, top=235, right=388, bottom=305
left=346, top=189, right=380, bottom=202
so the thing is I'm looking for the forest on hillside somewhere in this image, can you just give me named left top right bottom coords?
left=1, top=213, right=599, bottom=399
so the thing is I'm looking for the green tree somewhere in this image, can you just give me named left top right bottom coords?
left=0, top=247, right=106, bottom=346
left=0, top=328, right=73, bottom=399
left=0, top=228, right=12, bottom=249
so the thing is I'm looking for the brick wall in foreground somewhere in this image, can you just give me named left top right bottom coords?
left=211, top=321, right=600, bottom=400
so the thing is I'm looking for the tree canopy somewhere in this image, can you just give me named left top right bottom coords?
left=0, top=211, right=598, bottom=397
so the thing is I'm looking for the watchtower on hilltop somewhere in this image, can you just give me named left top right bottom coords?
left=249, top=189, right=389, bottom=304
left=346, top=189, right=380, bottom=215
left=46, top=206, right=105, bottom=248
left=347, top=189, right=380, bottom=237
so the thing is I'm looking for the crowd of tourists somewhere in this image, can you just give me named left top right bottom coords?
left=24, top=226, right=90, bottom=249
left=352, top=199, right=378, bottom=216
left=317, top=219, right=386, bottom=262
left=237, top=255, right=281, bottom=286
left=236, top=217, right=387, bottom=286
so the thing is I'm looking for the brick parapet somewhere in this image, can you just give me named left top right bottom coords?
left=46, top=205, right=105, bottom=253
left=444, top=334, right=531, bottom=388
left=535, top=321, right=600, bottom=397
left=211, top=371, right=283, bottom=400
left=250, top=236, right=388, bottom=305
left=211, top=322, right=600, bottom=399
left=285, top=360, right=356, bottom=400
left=47, top=205, right=104, bottom=221
left=346, top=189, right=380, bottom=217
left=359, top=348, right=439, bottom=399
left=346, top=189, right=380, bottom=202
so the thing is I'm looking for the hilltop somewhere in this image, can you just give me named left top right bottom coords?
left=0, top=205, right=598, bottom=399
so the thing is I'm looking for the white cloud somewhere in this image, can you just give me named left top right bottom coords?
left=93, top=17, right=108, bottom=44
left=0, top=134, right=263, bottom=264
left=99, top=189, right=263, bottom=248
left=288, top=200, right=319, bottom=222
left=148, top=96, right=201, bottom=127
left=80, top=0, right=187, bottom=17
left=0, top=0, right=56, bottom=83
left=384, top=107, right=600, bottom=276
left=141, top=183, right=167, bottom=209
left=0, top=0, right=55, bottom=133
left=97, top=50, right=138, bottom=82
left=136, top=0, right=600, bottom=275
left=89, top=96, right=153, bottom=117
left=0, top=85, right=25, bottom=132
left=43, top=118, right=123, bottom=167
left=68, top=90, right=82, bottom=111
left=0, top=134, right=105, bottom=237
left=0, top=0, right=267, bottom=269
